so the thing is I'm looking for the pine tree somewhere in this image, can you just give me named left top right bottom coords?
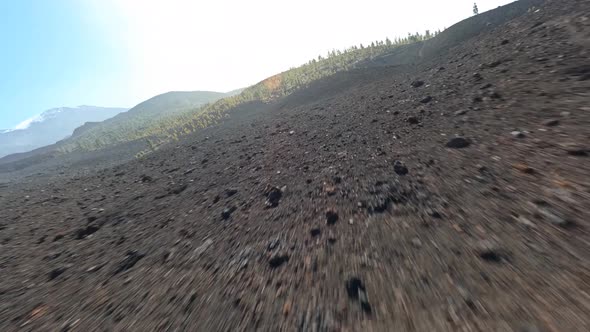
left=473, top=2, right=479, bottom=15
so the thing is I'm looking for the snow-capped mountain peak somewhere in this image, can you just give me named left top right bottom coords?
left=0, top=105, right=128, bottom=158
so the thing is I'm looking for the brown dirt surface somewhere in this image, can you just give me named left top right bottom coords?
left=1, top=0, right=590, bottom=331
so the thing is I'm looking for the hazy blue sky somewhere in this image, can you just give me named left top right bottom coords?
left=0, top=0, right=515, bottom=129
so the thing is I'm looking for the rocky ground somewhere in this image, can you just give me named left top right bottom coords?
left=1, top=0, right=589, bottom=331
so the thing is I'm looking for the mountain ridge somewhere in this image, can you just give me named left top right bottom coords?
left=0, top=106, right=127, bottom=158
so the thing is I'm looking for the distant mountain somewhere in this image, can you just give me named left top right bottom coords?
left=0, top=106, right=127, bottom=157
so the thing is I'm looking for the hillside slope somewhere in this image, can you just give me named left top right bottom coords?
left=0, top=0, right=589, bottom=330
left=57, top=91, right=228, bottom=152
left=0, top=0, right=542, bottom=170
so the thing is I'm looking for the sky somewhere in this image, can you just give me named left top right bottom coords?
left=0, top=0, right=515, bottom=129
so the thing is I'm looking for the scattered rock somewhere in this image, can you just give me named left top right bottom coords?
left=140, top=175, right=153, bottom=183
left=489, top=90, right=502, bottom=99
left=536, top=206, right=574, bottom=228
left=323, top=184, right=337, bottom=196
left=162, top=249, right=174, bottom=263
left=560, top=111, right=571, bottom=117
left=345, top=277, right=372, bottom=314
left=74, top=224, right=100, bottom=240
left=446, top=137, right=471, bottom=148
left=513, top=163, right=535, bottom=174
left=511, top=131, right=525, bottom=138
left=501, top=39, right=510, bottom=45
left=420, top=96, right=433, bottom=104
left=265, top=187, right=283, bottom=208
left=411, top=238, right=423, bottom=248
left=475, top=240, right=508, bottom=263
left=183, top=168, right=197, bottom=175
left=86, top=264, right=103, bottom=273
left=230, top=247, right=252, bottom=271
left=429, top=208, right=442, bottom=219
left=560, top=143, right=588, bottom=156
left=411, top=80, right=424, bottom=88
left=225, top=188, right=238, bottom=197
left=171, top=184, right=188, bottom=195
left=48, top=266, right=67, bottom=280
left=289, top=130, right=295, bottom=135
left=326, top=209, right=339, bottom=225
left=113, top=250, right=145, bottom=275
left=454, top=110, right=468, bottom=116
left=407, top=116, right=420, bottom=124
left=222, top=206, right=237, bottom=220
left=487, top=60, right=502, bottom=68
left=282, top=300, right=292, bottom=316
left=310, top=228, right=321, bottom=237
left=542, top=119, right=559, bottom=127
left=393, top=161, right=409, bottom=175
left=515, top=216, right=535, bottom=228
left=267, top=237, right=280, bottom=251
left=269, top=253, right=289, bottom=268
left=194, top=239, right=214, bottom=256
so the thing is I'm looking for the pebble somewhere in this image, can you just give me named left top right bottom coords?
left=560, top=143, right=588, bottom=156
left=282, top=300, right=292, bottom=316
left=225, top=188, right=238, bottom=197
left=542, top=119, right=559, bottom=127
left=537, top=207, right=573, bottom=228
left=269, top=253, right=289, bottom=268
left=446, top=137, right=471, bottom=148
left=393, top=161, right=409, bottom=175
left=515, top=216, right=535, bottom=227
left=268, top=237, right=280, bottom=251
left=513, top=163, right=535, bottom=174
left=221, top=206, right=236, bottom=220
left=407, top=116, right=420, bottom=124
left=113, top=250, right=145, bottom=275
left=411, top=80, right=425, bottom=88
left=48, top=266, right=68, bottom=280
left=511, top=131, right=525, bottom=138
left=411, top=238, right=423, bottom=248
left=194, top=239, right=214, bottom=256
left=326, top=209, right=339, bottom=225
left=265, top=187, right=283, bottom=207
left=475, top=240, right=507, bottom=263
left=345, top=277, right=372, bottom=314
left=420, top=96, right=433, bottom=104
